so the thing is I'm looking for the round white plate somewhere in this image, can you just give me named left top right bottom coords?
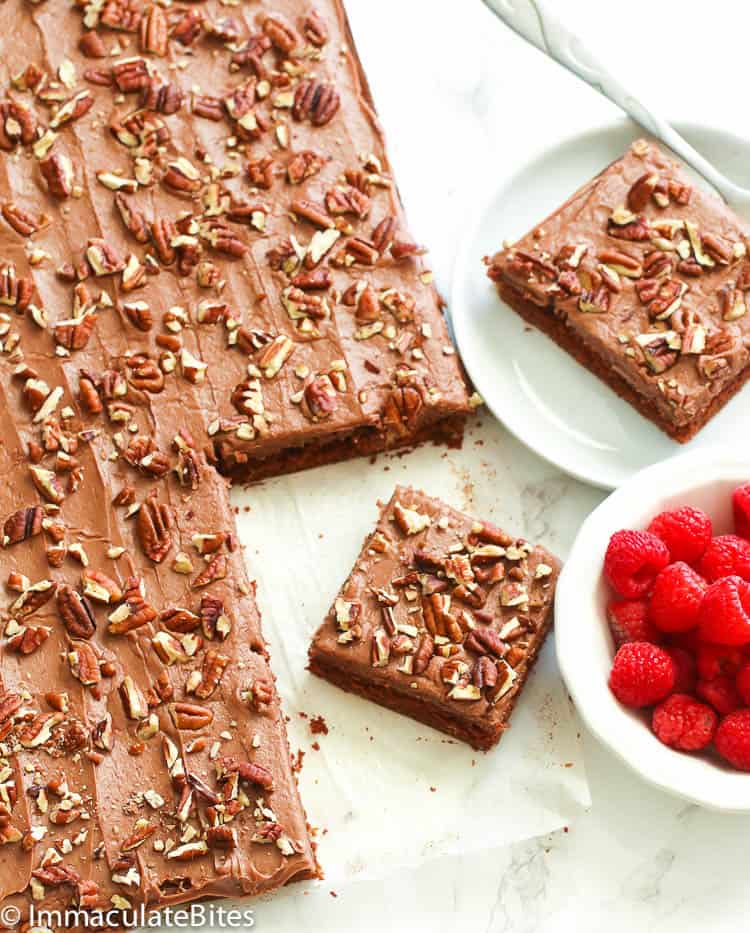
left=451, top=119, right=750, bottom=490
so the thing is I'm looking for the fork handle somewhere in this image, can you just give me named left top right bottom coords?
left=481, top=0, right=741, bottom=202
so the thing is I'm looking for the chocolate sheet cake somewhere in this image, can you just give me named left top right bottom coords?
left=0, top=0, right=471, bottom=924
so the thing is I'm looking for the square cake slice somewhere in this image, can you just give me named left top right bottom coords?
left=308, top=487, right=559, bottom=751
left=486, top=139, right=750, bottom=442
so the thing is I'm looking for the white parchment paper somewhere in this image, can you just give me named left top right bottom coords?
left=231, top=411, right=591, bottom=886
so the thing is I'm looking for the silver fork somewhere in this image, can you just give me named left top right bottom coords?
left=481, top=0, right=750, bottom=214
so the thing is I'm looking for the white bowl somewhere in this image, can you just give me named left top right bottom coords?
left=555, top=447, right=750, bottom=811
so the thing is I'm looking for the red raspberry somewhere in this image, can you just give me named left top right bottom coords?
left=696, top=643, right=746, bottom=680
left=665, top=628, right=701, bottom=655
left=604, top=530, right=670, bottom=599
left=652, top=694, right=717, bottom=751
left=647, top=506, right=712, bottom=565
left=667, top=647, right=697, bottom=694
left=696, top=675, right=742, bottom=715
left=608, top=641, right=675, bottom=708
left=648, top=562, right=706, bottom=633
left=698, top=575, right=750, bottom=646
left=698, top=535, right=750, bottom=583
left=715, top=710, right=750, bottom=770
left=733, top=482, right=750, bottom=540
left=606, top=598, right=659, bottom=647
left=736, top=661, right=750, bottom=706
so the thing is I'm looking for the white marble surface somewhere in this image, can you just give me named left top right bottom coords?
left=246, top=1, right=750, bottom=929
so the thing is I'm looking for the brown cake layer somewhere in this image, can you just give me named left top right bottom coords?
left=486, top=140, right=750, bottom=441
left=309, top=487, right=559, bottom=751
left=0, top=0, right=473, bottom=924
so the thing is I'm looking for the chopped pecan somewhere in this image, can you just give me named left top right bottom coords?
left=607, top=215, right=652, bottom=241
left=140, top=77, right=184, bottom=114
left=626, top=172, right=660, bottom=211
left=68, top=639, right=102, bottom=686
left=200, top=595, right=230, bottom=641
left=163, top=157, right=202, bottom=194
left=120, top=676, right=148, bottom=720
left=57, top=584, right=97, bottom=639
left=150, top=217, right=177, bottom=265
left=172, top=8, right=204, bottom=45
left=381, top=384, right=424, bottom=437
left=82, top=569, right=123, bottom=604
left=302, top=374, right=337, bottom=421
left=115, top=192, right=150, bottom=243
left=137, top=491, right=173, bottom=563
left=8, top=625, right=50, bottom=656
left=79, top=30, right=107, bottom=58
left=0, top=98, right=36, bottom=149
left=161, top=607, right=201, bottom=633
left=192, top=554, right=227, bottom=589
left=40, top=153, right=74, bottom=199
left=219, top=756, right=273, bottom=790
left=4, top=505, right=43, bottom=545
left=325, top=184, right=370, bottom=218
left=192, top=93, right=223, bottom=121
left=193, top=650, right=230, bottom=699
left=54, top=310, right=98, bottom=352
left=302, top=10, right=329, bottom=46
left=2, top=202, right=43, bottom=237
left=107, top=577, right=157, bottom=636
left=139, top=4, right=168, bottom=55
left=262, top=12, right=299, bottom=54
left=292, top=78, right=340, bottom=126
left=32, top=864, right=81, bottom=887
left=112, top=57, right=151, bottom=93
left=170, top=702, right=213, bottom=730
left=287, top=149, right=326, bottom=185
left=230, top=33, right=272, bottom=75
left=207, top=825, right=237, bottom=850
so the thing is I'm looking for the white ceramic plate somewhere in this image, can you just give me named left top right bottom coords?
left=451, top=119, right=750, bottom=490
left=556, top=447, right=750, bottom=811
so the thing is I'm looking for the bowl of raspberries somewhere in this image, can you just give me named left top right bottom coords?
left=556, top=449, right=750, bottom=810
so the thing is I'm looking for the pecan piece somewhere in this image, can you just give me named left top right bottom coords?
left=82, top=569, right=123, bottom=604
left=292, top=78, right=340, bottom=126
left=68, top=639, right=102, bottom=686
left=137, top=491, right=173, bottom=563
left=200, top=595, right=230, bottom=641
left=191, top=555, right=227, bottom=589
left=8, top=625, right=50, bottom=656
left=2, top=202, right=43, bottom=237
left=261, top=13, right=299, bottom=54
left=219, top=756, right=273, bottom=790
left=10, top=579, right=57, bottom=619
left=626, top=172, right=660, bottom=211
left=192, top=650, right=230, bottom=700
left=207, top=825, right=237, bottom=850
left=302, top=10, right=328, bottom=46
left=79, top=30, right=107, bottom=58
left=32, top=864, right=81, bottom=887
left=115, top=192, right=150, bottom=243
left=173, top=9, right=204, bottom=45
left=57, top=585, right=97, bottom=639
left=40, top=153, right=74, bottom=199
left=139, top=4, right=168, bottom=56
left=170, top=702, right=213, bottom=730
left=4, top=505, right=43, bottom=545
left=287, top=149, right=326, bottom=185
left=381, top=384, right=424, bottom=437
